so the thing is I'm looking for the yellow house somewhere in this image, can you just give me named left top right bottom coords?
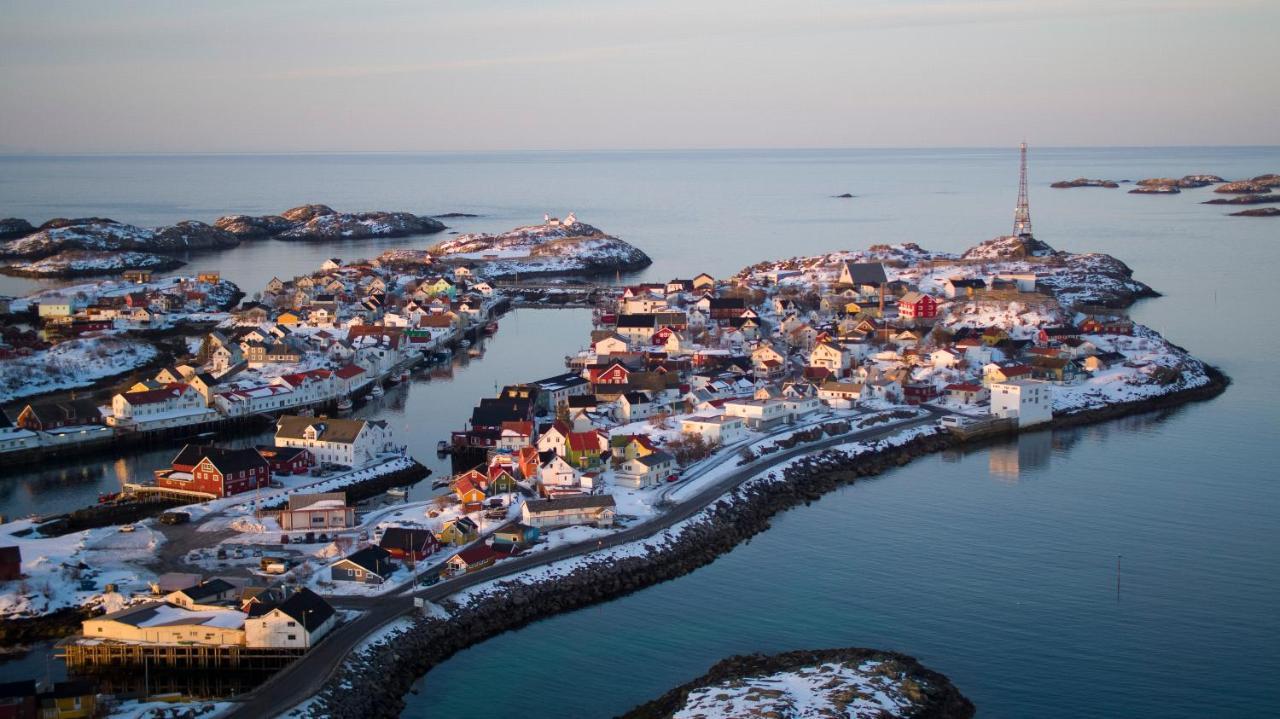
left=276, top=311, right=301, bottom=325
left=39, top=679, right=98, bottom=719
left=437, top=517, right=479, bottom=546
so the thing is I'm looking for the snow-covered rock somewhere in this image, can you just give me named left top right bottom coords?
left=214, top=204, right=446, bottom=241
left=430, top=217, right=651, bottom=278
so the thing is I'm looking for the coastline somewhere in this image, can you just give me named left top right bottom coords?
left=291, top=365, right=1230, bottom=719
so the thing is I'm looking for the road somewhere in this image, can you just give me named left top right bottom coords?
left=224, top=408, right=943, bottom=719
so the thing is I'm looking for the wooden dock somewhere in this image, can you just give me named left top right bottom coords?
left=58, top=638, right=305, bottom=670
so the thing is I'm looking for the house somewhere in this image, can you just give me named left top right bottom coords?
left=379, top=527, right=440, bottom=561
left=1081, top=351, right=1126, bottom=373
left=279, top=492, right=354, bottom=531
left=1078, top=316, right=1135, bottom=335
left=36, top=297, right=73, bottom=319
left=521, top=495, right=617, bottom=529
left=244, top=588, right=336, bottom=649
left=108, top=383, right=210, bottom=430
left=164, top=578, right=239, bottom=610
left=446, top=545, right=498, bottom=574
left=157, top=445, right=270, bottom=497
left=942, top=277, right=986, bottom=298
left=331, top=546, right=396, bottom=584
left=809, top=342, right=850, bottom=374
left=566, top=430, right=608, bottom=468
left=990, top=379, right=1053, bottom=427
left=590, top=361, right=633, bottom=386
left=538, top=452, right=581, bottom=490
left=321, top=258, right=342, bottom=271
left=898, top=291, right=938, bottom=320
left=836, top=261, right=887, bottom=289
left=275, top=416, right=393, bottom=468
left=256, top=445, right=314, bottom=475
left=36, top=680, right=98, bottom=719
left=723, top=399, right=790, bottom=430
left=617, top=391, right=657, bottom=422
left=533, top=372, right=592, bottom=413
left=450, top=473, right=488, bottom=510
left=864, top=378, right=902, bottom=403
left=818, top=380, right=863, bottom=404
left=535, top=421, right=571, bottom=456
left=903, top=382, right=939, bottom=405
left=983, top=362, right=1033, bottom=386
left=615, top=450, right=677, bottom=489
left=14, top=399, right=102, bottom=431
left=497, top=421, right=534, bottom=451
left=82, top=602, right=245, bottom=646
left=593, top=333, right=630, bottom=355
left=692, top=272, right=716, bottom=291
left=437, top=517, right=479, bottom=546
left=945, top=383, right=989, bottom=404
left=492, top=522, right=540, bottom=548
left=680, top=415, right=745, bottom=445
left=0, top=546, right=21, bottom=581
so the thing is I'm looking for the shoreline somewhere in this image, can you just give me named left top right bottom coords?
left=293, top=365, right=1230, bottom=719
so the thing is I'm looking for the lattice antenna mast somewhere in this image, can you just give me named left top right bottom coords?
left=1013, top=142, right=1033, bottom=238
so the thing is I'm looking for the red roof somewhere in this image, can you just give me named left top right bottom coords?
left=334, top=364, right=365, bottom=379
left=945, top=383, right=984, bottom=392
left=567, top=431, right=604, bottom=453
left=997, top=363, right=1033, bottom=377
left=501, top=421, right=533, bottom=437
left=454, top=545, right=498, bottom=565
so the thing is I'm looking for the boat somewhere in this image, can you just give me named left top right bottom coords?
left=436, top=440, right=450, bottom=454
left=399, top=371, right=410, bottom=382
left=483, top=321, right=499, bottom=335
left=371, top=384, right=385, bottom=398
left=386, top=487, right=409, bottom=499
left=336, top=396, right=353, bottom=412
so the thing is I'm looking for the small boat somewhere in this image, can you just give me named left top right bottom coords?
left=399, top=371, right=410, bottom=382
left=371, top=384, right=385, bottom=398
left=386, top=487, right=409, bottom=499
left=336, top=396, right=353, bottom=412
left=436, top=440, right=450, bottom=454
left=458, top=339, right=471, bottom=349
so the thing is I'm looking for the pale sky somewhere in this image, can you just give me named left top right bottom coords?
left=2, top=0, right=1277, bottom=153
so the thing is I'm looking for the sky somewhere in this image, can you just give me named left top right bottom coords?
left=1, top=0, right=1277, bottom=153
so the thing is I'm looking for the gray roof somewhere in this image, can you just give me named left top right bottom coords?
left=524, top=495, right=617, bottom=513
left=287, top=491, right=348, bottom=511
left=841, top=261, right=887, bottom=286
left=276, top=416, right=383, bottom=444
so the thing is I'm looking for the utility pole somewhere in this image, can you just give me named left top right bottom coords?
left=1013, top=142, right=1033, bottom=238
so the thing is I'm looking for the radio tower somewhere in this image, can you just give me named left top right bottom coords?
left=1013, top=141, right=1033, bottom=238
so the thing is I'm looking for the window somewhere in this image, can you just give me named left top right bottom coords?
left=288, top=634, right=297, bottom=641
left=287, top=621, right=296, bottom=627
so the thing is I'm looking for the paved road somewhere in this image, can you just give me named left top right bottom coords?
left=224, top=409, right=943, bottom=719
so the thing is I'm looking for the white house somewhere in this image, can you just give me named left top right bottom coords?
left=82, top=603, right=245, bottom=647
left=108, top=384, right=215, bottom=430
left=680, top=415, right=745, bottom=446
left=521, top=495, right=616, bottom=529
left=274, top=416, right=394, bottom=468
left=809, top=342, right=850, bottom=373
left=723, top=398, right=791, bottom=430
left=538, top=453, right=580, bottom=489
left=243, top=588, right=337, bottom=649
left=989, top=379, right=1053, bottom=427
left=615, top=450, right=678, bottom=489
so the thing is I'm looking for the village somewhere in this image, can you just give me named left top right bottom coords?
left=0, top=208, right=1214, bottom=717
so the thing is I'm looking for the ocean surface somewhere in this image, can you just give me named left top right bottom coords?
left=1, top=148, right=1277, bottom=717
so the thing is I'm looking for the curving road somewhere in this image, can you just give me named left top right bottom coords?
left=224, top=408, right=944, bottom=719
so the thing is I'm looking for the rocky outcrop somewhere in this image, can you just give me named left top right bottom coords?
left=1215, top=181, right=1272, bottom=194
left=0, top=218, right=34, bottom=240
left=213, top=213, right=293, bottom=238
left=430, top=217, right=652, bottom=278
left=150, top=220, right=241, bottom=251
left=0, top=250, right=185, bottom=278
left=619, top=648, right=975, bottom=719
left=1129, top=184, right=1180, bottom=194
left=833, top=192, right=856, bottom=198
left=0, top=219, right=157, bottom=259
left=1051, top=178, right=1119, bottom=188
left=960, top=234, right=1056, bottom=261
left=1249, top=173, right=1280, bottom=188
left=213, top=205, right=446, bottom=242
left=1175, top=174, right=1223, bottom=188
left=1202, top=194, right=1280, bottom=205
left=1229, top=207, right=1280, bottom=218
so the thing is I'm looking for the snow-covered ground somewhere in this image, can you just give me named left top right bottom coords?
left=0, top=336, right=157, bottom=403
left=0, top=518, right=161, bottom=618
left=671, top=659, right=927, bottom=719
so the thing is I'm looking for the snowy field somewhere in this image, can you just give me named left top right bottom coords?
left=672, top=660, right=925, bottom=719
left=0, top=336, right=156, bottom=403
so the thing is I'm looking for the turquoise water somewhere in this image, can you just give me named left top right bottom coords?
left=1, top=148, right=1277, bottom=716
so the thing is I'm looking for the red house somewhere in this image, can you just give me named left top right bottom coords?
left=903, top=382, right=939, bottom=405
left=160, top=445, right=270, bottom=497
left=379, top=527, right=440, bottom=561
left=0, top=546, right=21, bottom=581
left=589, top=362, right=631, bottom=385
left=256, top=445, right=314, bottom=475
left=898, top=292, right=938, bottom=320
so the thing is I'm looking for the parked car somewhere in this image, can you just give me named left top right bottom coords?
left=118, top=524, right=136, bottom=533
left=159, top=511, right=190, bottom=525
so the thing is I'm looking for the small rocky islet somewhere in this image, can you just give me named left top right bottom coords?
left=617, top=647, right=974, bottom=719
left=1051, top=178, right=1119, bottom=188
left=1229, top=207, right=1280, bottom=217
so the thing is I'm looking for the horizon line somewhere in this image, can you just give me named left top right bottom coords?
left=2, top=144, right=1278, bottom=159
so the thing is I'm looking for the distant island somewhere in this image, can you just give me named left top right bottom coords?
left=429, top=212, right=651, bottom=278
left=1051, top=178, right=1119, bottom=189
left=1214, top=181, right=1273, bottom=195
left=1129, top=184, right=1180, bottom=194
left=833, top=192, right=856, bottom=198
left=1229, top=207, right=1280, bottom=218
left=213, top=204, right=446, bottom=241
left=1202, top=195, right=1280, bottom=206
left=618, top=648, right=974, bottom=719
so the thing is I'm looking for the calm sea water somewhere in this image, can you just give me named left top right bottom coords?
left=1, top=148, right=1277, bottom=716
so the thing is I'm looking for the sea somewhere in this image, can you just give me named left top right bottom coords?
left=0, top=147, right=1277, bottom=717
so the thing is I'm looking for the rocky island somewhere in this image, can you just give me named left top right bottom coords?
left=429, top=212, right=651, bottom=278
left=0, top=205, right=449, bottom=278
left=213, top=204, right=446, bottom=241
left=1202, top=194, right=1280, bottom=206
left=1051, top=178, right=1119, bottom=188
left=1229, top=207, right=1280, bottom=217
left=1214, top=181, right=1272, bottom=195
left=619, top=648, right=974, bottom=719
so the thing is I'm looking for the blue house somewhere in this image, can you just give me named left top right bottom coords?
left=491, top=522, right=540, bottom=549
left=331, top=546, right=395, bottom=584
